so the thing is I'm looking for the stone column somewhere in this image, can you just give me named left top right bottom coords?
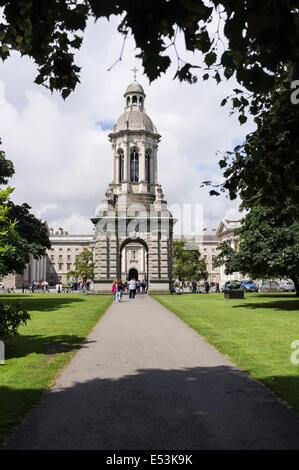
left=112, top=150, right=116, bottom=182
left=140, top=142, right=145, bottom=181
left=124, top=140, right=129, bottom=181
left=115, top=154, right=119, bottom=184
left=153, top=145, right=158, bottom=183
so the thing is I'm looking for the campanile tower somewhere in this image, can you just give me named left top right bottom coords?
left=91, top=80, right=175, bottom=293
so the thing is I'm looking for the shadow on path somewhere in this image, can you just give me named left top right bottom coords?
left=3, top=365, right=299, bottom=450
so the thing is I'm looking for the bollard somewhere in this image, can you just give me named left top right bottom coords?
left=0, top=340, right=5, bottom=365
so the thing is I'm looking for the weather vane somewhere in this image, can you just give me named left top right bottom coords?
left=132, top=67, right=139, bottom=81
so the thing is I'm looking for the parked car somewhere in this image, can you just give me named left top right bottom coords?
left=240, top=280, right=258, bottom=292
left=278, top=280, right=295, bottom=292
left=259, top=280, right=280, bottom=293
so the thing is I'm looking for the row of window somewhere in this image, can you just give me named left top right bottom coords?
left=52, top=263, right=72, bottom=271
left=127, top=95, right=143, bottom=106
left=118, top=149, right=151, bottom=183
left=51, top=255, right=73, bottom=262
left=50, top=248, right=80, bottom=252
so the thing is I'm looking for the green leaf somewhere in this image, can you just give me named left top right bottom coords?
left=238, top=114, right=247, bottom=124
left=205, top=52, right=217, bottom=67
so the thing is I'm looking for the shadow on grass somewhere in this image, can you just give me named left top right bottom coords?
left=233, top=300, right=299, bottom=311
left=0, top=294, right=85, bottom=312
left=1, top=365, right=299, bottom=450
left=255, top=293, right=297, bottom=299
left=4, top=334, right=96, bottom=359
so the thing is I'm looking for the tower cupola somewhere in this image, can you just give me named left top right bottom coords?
left=124, top=81, right=146, bottom=111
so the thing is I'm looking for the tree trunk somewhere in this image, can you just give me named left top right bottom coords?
left=290, top=275, right=299, bottom=296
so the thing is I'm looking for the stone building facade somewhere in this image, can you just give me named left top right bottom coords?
left=1, top=218, right=241, bottom=290
left=46, top=228, right=95, bottom=285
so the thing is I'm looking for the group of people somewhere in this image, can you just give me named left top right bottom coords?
left=178, top=280, right=220, bottom=293
left=69, top=281, right=91, bottom=292
left=30, top=280, right=49, bottom=293
left=55, top=281, right=92, bottom=293
left=112, top=278, right=147, bottom=302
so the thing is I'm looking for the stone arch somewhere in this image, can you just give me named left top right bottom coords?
left=120, top=237, right=149, bottom=282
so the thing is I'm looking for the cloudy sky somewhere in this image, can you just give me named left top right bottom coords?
left=0, top=15, right=254, bottom=235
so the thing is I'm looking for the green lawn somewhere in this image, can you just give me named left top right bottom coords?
left=0, top=293, right=112, bottom=447
left=152, top=293, right=299, bottom=415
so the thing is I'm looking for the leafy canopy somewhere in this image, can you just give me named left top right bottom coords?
left=213, top=201, right=299, bottom=295
left=67, top=248, right=94, bottom=282
left=173, top=240, right=207, bottom=281
left=0, top=140, right=50, bottom=277
left=203, top=74, right=299, bottom=211
left=0, top=1, right=298, bottom=98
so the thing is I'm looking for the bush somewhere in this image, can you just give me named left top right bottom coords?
left=0, top=302, right=30, bottom=340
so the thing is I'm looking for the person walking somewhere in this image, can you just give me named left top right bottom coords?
left=111, top=281, right=117, bottom=302
left=204, top=280, right=210, bottom=294
left=129, top=278, right=137, bottom=299
left=118, top=280, right=124, bottom=301
left=112, top=280, right=118, bottom=302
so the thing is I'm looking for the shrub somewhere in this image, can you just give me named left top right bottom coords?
left=0, top=302, right=30, bottom=340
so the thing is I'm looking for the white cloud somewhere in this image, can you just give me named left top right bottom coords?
left=0, top=16, right=255, bottom=235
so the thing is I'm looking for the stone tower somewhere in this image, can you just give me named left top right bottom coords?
left=91, top=80, right=175, bottom=293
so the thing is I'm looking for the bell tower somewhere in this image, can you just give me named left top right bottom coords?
left=91, top=79, right=175, bottom=293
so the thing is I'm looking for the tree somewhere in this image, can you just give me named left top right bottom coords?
left=0, top=186, right=21, bottom=275
left=0, top=141, right=50, bottom=277
left=0, top=187, right=31, bottom=339
left=0, top=1, right=298, bottom=97
left=173, top=240, right=207, bottom=282
left=213, top=201, right=299, bottom=296
left=203, top=74, right=299, bottom=213
left=67, top=248, right=94, bottom=283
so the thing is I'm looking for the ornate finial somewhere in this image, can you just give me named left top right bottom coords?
left=131, top=67, right=138, bottom=81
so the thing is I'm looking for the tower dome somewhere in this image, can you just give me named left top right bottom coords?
left=114, top=110, right=156, bottom=132
left=124, top=81, right=145, bottom=95
left=112, top=80, right=157, bottom=134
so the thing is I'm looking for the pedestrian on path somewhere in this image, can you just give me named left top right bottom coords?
left=118, top=280, right=124, bottom=301
left=129, top=278, right=137, bottom=299
left=112, top=280, right=120, bottom=302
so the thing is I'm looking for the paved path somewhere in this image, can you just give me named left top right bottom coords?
left=5, top=294, right=299, bottom=450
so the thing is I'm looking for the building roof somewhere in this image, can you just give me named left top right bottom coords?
left=113, top=109, right=155, bottom=133
left=124, top=81, right=145, bottom=95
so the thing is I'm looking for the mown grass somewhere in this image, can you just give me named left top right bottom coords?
left=152, top=293, right=299, bottom=415
left=0, top=293, right=112, bottom=447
